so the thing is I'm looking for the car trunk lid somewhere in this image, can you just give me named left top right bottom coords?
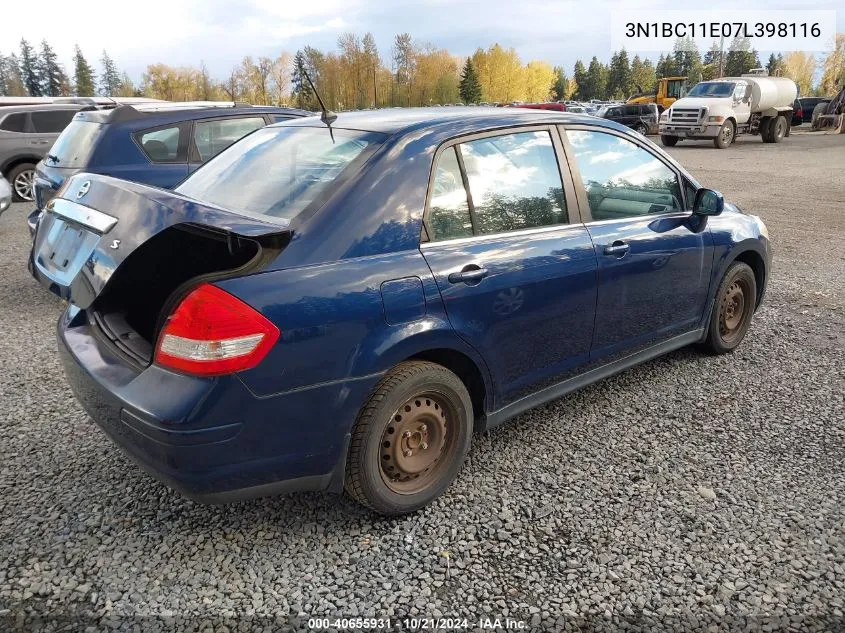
left=33, top=174, right=290, bottom=363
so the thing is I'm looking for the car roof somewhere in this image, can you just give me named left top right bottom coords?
left=280, top=106, right=616, bottom=135
left=0, top=103, right=85, bottom=114
left=75, top=103, right=312, bottom=125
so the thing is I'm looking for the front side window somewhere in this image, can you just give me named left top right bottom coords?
left=566, top=130, right=682, bottom=221
left=428, top=147, right=473, bottom=241
left=31, top=109, right=77, bottom=133
left=193, top=116, right=266, bottom=162
left=137, top=126, right=182, bottom=163
left=459, top=131, right=567, bottom=235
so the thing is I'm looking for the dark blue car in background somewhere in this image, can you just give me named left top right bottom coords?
left=31, top=108, right=770, bottom=515
left=28, top=102, right=309, bottom=233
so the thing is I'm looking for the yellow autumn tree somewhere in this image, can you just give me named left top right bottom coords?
left=820, top=33, right=845, bottom=96
left=524, top=61, right=555, bottom=102
left=782, top=52, right=817, bottom=96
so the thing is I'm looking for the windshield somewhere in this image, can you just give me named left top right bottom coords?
left=687, top=82, right=736, bottom=98
left=176, top=126, right=384, bottom=221
left=47, top=120, right=104, bottom=168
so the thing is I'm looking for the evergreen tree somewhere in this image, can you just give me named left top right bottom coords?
left=585, top=56, right=607, bottom=100
left=672, top=37, right=703, bottom=85
left=551, top=65, right=567, bottom=101
left=291, top=50, right=314, bottom=109
left=766, top=53, right=786, bottom=77
left=73, top=45, right=96, bottom=96
left=2, top=54, right=27, bottom=96
left=19, top=39, right=42, bottom=96
left=631, top=55, right=656, bottom=93
left=656, top=53, right=680, bottom=78
left=100, top=50, right=121, bottom=96
left=607, top=49, right=632, bottom=99
left=573, top=59, right=587, bottom=100
left=39, top=40, right=67, bottom=97
left=702, top=41, right=724, bottom=79
left=725, top=36, right=760, bottom=77
left=458, top=58, right=482, bottom=104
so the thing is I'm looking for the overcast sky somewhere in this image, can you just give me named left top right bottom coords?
left=3, top=0, right=843, bottom=81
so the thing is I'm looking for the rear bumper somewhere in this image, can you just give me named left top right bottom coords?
left=57, top=307, right=378, bottom=503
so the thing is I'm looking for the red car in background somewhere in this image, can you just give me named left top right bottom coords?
left=512, top=102, right=567, bottom=112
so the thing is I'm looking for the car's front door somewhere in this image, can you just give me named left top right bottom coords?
left=562, top=127, right=713, bottom=363
left=420, top=127, right=598, bottom=408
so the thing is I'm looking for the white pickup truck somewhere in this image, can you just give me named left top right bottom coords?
left=659, top=75, right=798, bottom=149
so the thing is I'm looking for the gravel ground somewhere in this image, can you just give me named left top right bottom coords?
left=0, top=131, right=843, bottom=632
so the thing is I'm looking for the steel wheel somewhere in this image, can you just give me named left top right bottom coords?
left=714, top=121, right=734, bottom=148
left=719, top=277, right=752, bottom=345
left=379, top=393, right=455, bottom=495
left=13, top=168, right=35, bottom=202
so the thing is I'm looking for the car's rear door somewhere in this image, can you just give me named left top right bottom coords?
left=188, top=115, right=269, bottom=173
left=420, top=126, right=598, bottom=408
left=562, top=125, right=713, bottom=363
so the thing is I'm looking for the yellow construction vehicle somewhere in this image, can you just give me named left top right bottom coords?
left=628, top=77, right=688, bottom=112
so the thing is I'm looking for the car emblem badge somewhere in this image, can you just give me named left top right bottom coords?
left=110, top=240, right=121, bottom=250
left=77, top=181, right=91, bottom=199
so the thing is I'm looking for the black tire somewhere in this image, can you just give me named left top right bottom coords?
left=702, top=262, right=757, bottom=354
left=811, top=102, right=828, bottom=128
left=8, top=162, right=36, bottom=202
left=771, top=115, right=787, bottom=143
left=760, top=117, right=773, bottom=142
left=661, top=135, right=679, bottom=147
left=633, top=122, right=647, bottom=135
left=345, top=361, right=473, bottom=516
left=713, top=120, right=734, bottom=149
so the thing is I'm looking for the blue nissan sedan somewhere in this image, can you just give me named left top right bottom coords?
left=31, top=108, right=770, bottom=515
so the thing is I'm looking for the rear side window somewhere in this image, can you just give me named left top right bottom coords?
left=0, top=112, right=28, bottom=133
left=428, top=147, right=473, bottom=241
left=272, top=115, right=294, bottom=123
left=136, top=125, right=183, bottom=163
left=566, top=129, right=682, bottom=220
left=176, top=126, right=383, bottom=221
left=193, top=116, right=266, bottom=162
left=31, top=109, right=77, bottom=133
left=46, top=120, right=105, bottom=168
left=460, top=131, right=567, bottom=235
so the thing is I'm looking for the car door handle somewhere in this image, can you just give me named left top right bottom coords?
left=603, top=241, right=630, bottom=256
left=448, top=266, right=489, bottom=284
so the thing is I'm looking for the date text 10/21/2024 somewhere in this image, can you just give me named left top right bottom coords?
left=307, top=617, right=528, bottom=630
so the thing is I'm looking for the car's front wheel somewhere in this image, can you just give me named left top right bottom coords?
left=345, top=361, right=473, bottom=515
left=661, top=135, right=679, bottom=147
left=8, top=163, right=36, bottom=202
left=713, top=121, right=735, bottom=149
left=702, top=261, right=757, bottom=354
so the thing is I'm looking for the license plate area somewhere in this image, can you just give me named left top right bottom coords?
left=33, top=213, right=101, bottom=293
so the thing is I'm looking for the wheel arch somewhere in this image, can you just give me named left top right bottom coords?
left=407, top=347, right=490, bottom=431
left=731, top=248, right=767, bottom=308
left=1, top=155, right=41, bottom=178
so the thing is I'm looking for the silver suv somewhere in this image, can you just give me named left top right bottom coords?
left=0, top=104, right=83, bottom=202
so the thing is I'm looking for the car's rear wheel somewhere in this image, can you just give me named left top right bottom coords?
left=702, top=261, right=757, bottom=354
left=634, top=122, right=647, bottom=135
left=713, top=121, right=734, bottom=149
left=345, top=361, right=473, bottom=515
left=8, top=163, right=36, bottom=202
left=771, top=115, right=787, bottom=143
left=661, top=135, right=679, bottom=147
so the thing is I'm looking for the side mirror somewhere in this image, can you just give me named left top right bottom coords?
left=693, top=188, right=724, bottom=216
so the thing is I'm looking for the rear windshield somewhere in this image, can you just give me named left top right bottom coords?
left=47, top=120, right=104, bottom=168
left=176, top=126, right=384, bottom=221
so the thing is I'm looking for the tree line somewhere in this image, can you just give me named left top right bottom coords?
left=1, top=33, right=843, bottom=107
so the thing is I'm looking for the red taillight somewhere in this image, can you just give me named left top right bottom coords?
left=154, top=283, right=280, bottom=377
